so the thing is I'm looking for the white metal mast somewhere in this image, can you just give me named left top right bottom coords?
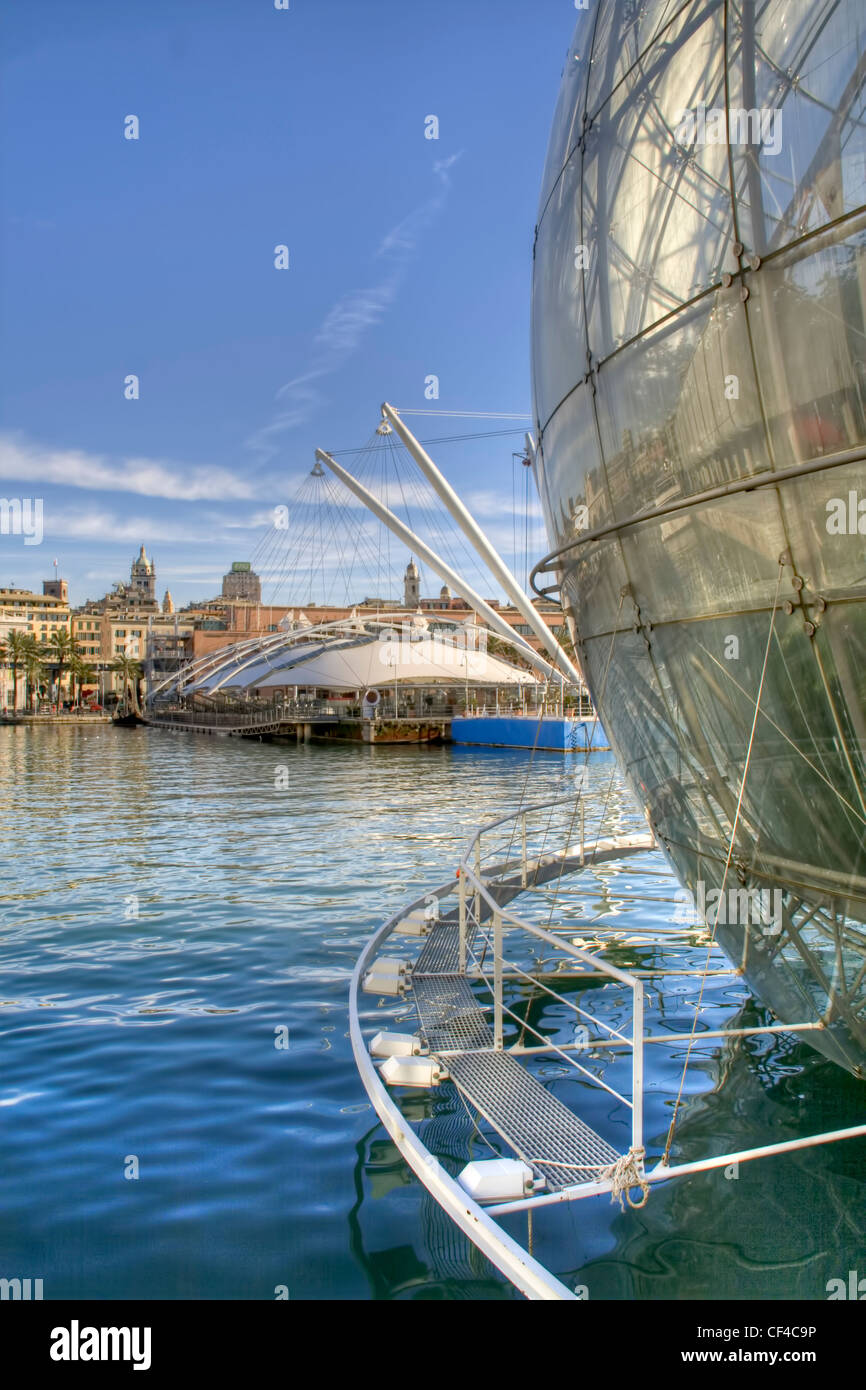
left=380, top=403, right=582, bottom=689
left=315, top=448, right=562, bottom=684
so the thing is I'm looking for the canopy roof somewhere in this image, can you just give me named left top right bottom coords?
left=151, top=617, right=540, bottom=701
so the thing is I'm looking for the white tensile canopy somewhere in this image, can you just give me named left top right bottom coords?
left=151, top=618, right=547, bottom=704
left=252, top=635, right=535, bottom=691
left=178, top=630, right=537, bottom=697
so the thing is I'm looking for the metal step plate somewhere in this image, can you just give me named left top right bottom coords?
left=445, top=1050, right=619, bottom=1190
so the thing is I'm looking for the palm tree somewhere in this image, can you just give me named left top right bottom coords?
left=110, top=654, right=143, bottom=713
left=69, top=654, right=95, bottom=707
left=6, top=630, right=29, bottom=712
left=45, top=628, right=74, bottom=710
left=488, top=631, right=534, bottom=673
left=553, top=623, right=576, bottom=662
left=23, top=637, right=44, bottom=713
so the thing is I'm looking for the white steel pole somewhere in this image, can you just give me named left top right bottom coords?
left=493, top=910, right=504, bottom=1050
left=316, top=449, right=560, bottom=684
left=381, top=403, right=583, bottom=689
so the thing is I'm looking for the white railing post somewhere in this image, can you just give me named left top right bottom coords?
left=579, top=801, right=585, bottom=866
left=493, top=910, right=504, bottom=1050
left=631, top=981, right=644, bottom=1155
left=474, top=838, right=482, bottom=927
left=458, top=870, right=467, bottom=973
left=521, top=812, right=527, bottom=888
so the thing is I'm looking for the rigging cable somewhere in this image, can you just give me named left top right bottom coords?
left=661, top=562, right=786, bottom=1166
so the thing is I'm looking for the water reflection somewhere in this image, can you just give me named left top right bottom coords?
left=1, top=727, right=862, bottom=1299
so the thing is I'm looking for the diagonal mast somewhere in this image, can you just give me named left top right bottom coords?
left=315, top=448, right=565, bottom=685
left=380, top=403, right=583, bottom=688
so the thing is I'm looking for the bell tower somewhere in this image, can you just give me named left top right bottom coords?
left=404, top=558, right=420, bottom=608
left=130, top=545, right=155, bottom=602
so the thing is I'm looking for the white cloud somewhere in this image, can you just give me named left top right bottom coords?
left=464, top=489, right=543, bottom=520
left=41, top=504, right=289, bottom=547
left=48, top=510, right=202, bottom=543
left=0, top=434, right=263, bottom=502
left=246, top=154, right=464, bottom=461
left=314, top=285, right=395, bottom=354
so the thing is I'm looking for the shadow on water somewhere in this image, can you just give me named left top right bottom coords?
left=553, top=1006, right=866, bottom=1301
left=348, top=1112, right=513, bottom=1301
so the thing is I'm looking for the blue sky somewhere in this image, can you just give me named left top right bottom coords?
left=0, top=0, right=574, bottom=608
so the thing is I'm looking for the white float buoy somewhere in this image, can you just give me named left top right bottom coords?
left=458, top=1159, right=535, bottom=1202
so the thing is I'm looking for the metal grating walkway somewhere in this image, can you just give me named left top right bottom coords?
left=412, top=975, right=494, bottom=1050
left=402, top=887, right=620, bottom=1194
left=413, top=912, right=473, bottom=975
left=445, top=1051, right=620, bottom=1189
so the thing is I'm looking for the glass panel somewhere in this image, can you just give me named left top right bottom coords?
left=779, top=458, right=866, bottom=596
left=593, top=285, right=768, bottom=525
left=536, top=379, right=606, bottom=538
left=588, top=0, right=692, bottom=124
left=559, top=530, right=630, bottom=644
left=537, top=9, right=596, bottom=215
left=812, top=600, right=866, bottom=799
left=531, top=149, right=586, bottom=429
left=745, top=218, right=866, bottom=466
left=583, top=3, right=733, bottom=361
left=583, top=0, right=618, bottom=123
left=727, top=0, right=866, bottom=256
left=617, top=487, right=787, bottom=624
left=650, top=610, right=866, bottom=883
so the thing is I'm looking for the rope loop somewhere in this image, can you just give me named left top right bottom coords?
left=601, top=1146, right=649, bottom=1211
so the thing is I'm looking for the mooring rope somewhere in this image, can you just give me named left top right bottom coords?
left=600, top=1146, right=650, bottom=1211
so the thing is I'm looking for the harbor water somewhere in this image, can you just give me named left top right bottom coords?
left=1, top=725, right=863, bottom=1299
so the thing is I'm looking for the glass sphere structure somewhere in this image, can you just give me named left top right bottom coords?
left=531, top=0, right=866, bottom=1072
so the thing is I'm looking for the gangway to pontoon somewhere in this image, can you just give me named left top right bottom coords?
left=349, top=795, right=866, bottom=1300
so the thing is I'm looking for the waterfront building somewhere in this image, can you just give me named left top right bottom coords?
left=0, top=582, right=73, bottom=709
left=0, top=610, right=30, bottom=710
left=70, top=614, right=104, bottom=664
left=81, top=546, right=160, bottom=617
left=68, top=614, right=146, bottom=703
left=42, top=577, right=68, bottom=603
left=145, top=613, right=195, bottom=693
left=221, top=561, right=262, bottom=603
left=0, top=583, right=72, bottom=643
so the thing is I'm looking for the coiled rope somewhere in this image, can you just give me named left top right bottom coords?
left=601, top=1147, right=650, bottom=1210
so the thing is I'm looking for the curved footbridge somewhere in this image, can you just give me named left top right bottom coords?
left=351, top=797, right=655, bottom=1299
left=350, top=797, right=866, bottom=1299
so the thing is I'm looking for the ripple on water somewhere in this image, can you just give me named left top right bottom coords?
left=0, top=727, right=864, bottom=1299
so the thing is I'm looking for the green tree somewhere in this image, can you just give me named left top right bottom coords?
left=23, top=637, right=44, bottom=713
left=69, top=654, right=96, bottom=707
left=45, top=628, right=74, bottom=708
left=5, top=630, right=29, bottom=711
left=110, top=654, right=144, bottom=713
left=553, top=623, right=577, bottom=663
